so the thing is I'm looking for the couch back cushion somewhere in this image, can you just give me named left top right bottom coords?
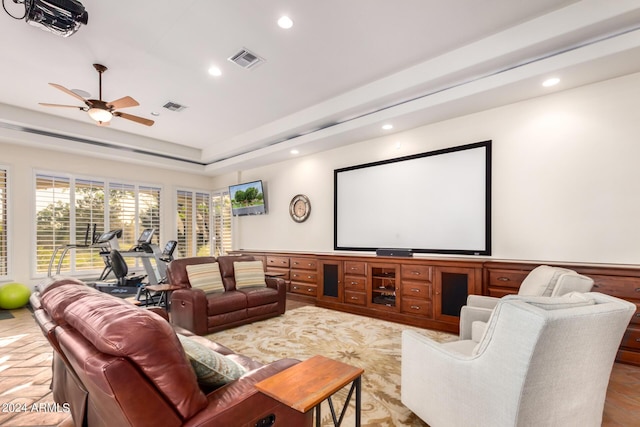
left=167, top=257, right=217, bottom=288
left=62, top=292, right=207, bottom=418
left=186, top=262, right=224, bottom=293
left=41, top=284, right=102, bottom=323
left=234, top=261, right=267, bottom=288
left=217, top=255, right=256, bottom=291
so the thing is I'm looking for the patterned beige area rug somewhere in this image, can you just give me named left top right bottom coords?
left=207, top=305, right=456, bottom=427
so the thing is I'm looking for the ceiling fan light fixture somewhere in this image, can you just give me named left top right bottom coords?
left=88, top=107, right=113, bottom=123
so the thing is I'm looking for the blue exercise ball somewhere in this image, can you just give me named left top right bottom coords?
left=0, top=283, right=31, bottom=310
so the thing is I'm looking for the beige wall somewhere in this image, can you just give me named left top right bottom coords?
left=219, top=72, right=640, bottom=266
left=1, top=142, right=211, bottom=286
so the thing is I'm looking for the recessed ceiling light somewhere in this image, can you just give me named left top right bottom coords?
left=290, top=149, right=299, bottom=155
left=382, top=124, right=393, bottom=130
left=208, top=66, right=222, bottom=77
left=150, top=111, right=160, bottom=117
left=542, top=77, right=560, bottom=87
left=278, top=16, right=294, bottom=29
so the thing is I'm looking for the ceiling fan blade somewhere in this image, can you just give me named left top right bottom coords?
left=107, top=96, right=139, bottom=110
left=49, top=83, right=89, bottom=105
left=114, top=112, right=155, bottom=126
left=39, top=103, right=84, bottom=109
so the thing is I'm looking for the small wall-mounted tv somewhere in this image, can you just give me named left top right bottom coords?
left=229, top=180, right=267, bottom=216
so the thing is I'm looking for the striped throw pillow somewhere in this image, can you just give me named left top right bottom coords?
left=186, top=262, right=224, bottom=293
left=234, top=261, right=266, bottom=288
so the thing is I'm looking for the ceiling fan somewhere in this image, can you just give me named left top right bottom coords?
left=39, top=63, right=154, bottom=126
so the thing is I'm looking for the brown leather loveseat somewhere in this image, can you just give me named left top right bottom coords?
left=32, top=278, right=312, bottom=427
left=167, top=255, right=286, bottom=335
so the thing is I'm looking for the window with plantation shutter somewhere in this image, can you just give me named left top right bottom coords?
left=212, top=190, right=232, bottom=256
left=139, top=186, right=161, bottom=245
left=177, top=190, right=211, bottom=257
left=35, top=172, right=163, bottom=276
left=36, top=175, right=71, bottom=274
left=0, top=167, right=8, bottom=277
left=74, top=179, right=105, bottom=271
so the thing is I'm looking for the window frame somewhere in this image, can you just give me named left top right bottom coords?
left=0, top=164, right=10, bottom=280
left=33, top=170, right=164, bottom=278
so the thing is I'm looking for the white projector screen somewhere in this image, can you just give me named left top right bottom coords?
left=334, top=141, right=491, bottom=255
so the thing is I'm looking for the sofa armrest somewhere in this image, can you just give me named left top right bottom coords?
left=466, top=294, right=500, bottom=310
left=183, top=358, right=312, bottom=426
left=170, top=288, right=209, bottom=335
left=265, top=276, right=285, bottom=290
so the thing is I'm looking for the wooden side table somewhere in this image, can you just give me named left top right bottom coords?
left=255, top=355, right=364, bottom=427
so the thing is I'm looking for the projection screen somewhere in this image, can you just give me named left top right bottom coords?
left=334, top=141, right=491, bottom=255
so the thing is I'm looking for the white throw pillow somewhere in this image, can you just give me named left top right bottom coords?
left=186, top=262, right=224, bottom=293
left=233, top=260, right=267, bottom=288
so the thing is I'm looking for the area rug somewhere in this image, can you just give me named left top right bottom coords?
left=207, top=306, right=457, bottom=426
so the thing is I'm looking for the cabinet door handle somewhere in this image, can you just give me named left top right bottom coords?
left=411, top=271, right=421, bottom=276
left=292, top=286, right=298, bottom=290
left=308, top=275, right=313, bottom=279
left=497, top=277, right=510, bottom=281
left=351, top=281, right=358, bottom=285
left=411, top=288, right=420, bottom=293
left=307, top=288, right=313, bottom=292
left=410, top=305, right=420, bottom=310
left=351, top=296, right=359, bottom=300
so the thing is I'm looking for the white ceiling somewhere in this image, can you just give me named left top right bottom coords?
left=1, top=0, right=640, bottom=175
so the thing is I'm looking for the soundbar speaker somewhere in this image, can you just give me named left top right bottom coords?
left=376, top=248, right=413, bottom=257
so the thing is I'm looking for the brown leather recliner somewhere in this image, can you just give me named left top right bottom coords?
left=33, top=280, right=312, bottom=427
left=167, top=255, right=286, bottom=335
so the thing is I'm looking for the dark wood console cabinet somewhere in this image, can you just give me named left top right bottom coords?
left=235, top=251, right=640, bottom=366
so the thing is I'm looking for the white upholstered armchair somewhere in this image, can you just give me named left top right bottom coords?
left=460, top=265, right=594, bottom=341
left=401, top=292, right=635, bottom=427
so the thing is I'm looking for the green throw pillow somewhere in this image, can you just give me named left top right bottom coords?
left=177, top=334, right=246, bottom=387
left=234, top=260, right=266, bottom=288
left=186, top=262, right=225, bottom=293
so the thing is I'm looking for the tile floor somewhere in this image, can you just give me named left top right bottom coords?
left=0, top=303, right=639, bottom=426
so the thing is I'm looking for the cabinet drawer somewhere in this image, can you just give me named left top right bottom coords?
left=401, top=281, right=432, bottom=300
left=621, top=327, right=640, bottom=351
left=290, top=270, right=317, bottom=284
left=344, top=261, right=366, bottom=276
left=290, top=258, right=317, bottom=270
left=401, top=297, right=432, bottom=317
left=590, top=275, right=640, bottom=300
left=266, top=256, right=290, bottom=268
left=344, top=275, right=366, bottom=291
left=290, top=283, right=317, bottom=296
left=344, top=290, right=366, bottom=306
left=401, top=265, right=432, bottom=281
left=488, top=269, right=528, bottom=289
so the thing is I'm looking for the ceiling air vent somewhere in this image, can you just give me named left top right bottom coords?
left=162, top=101, right=188, bottom=112
left=228, top=48, right=265, bottom=69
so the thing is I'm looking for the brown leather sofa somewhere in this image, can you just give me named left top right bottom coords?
left=32, top=278, right=312, bottom=427
left=167, top=255, right=286, bottom=335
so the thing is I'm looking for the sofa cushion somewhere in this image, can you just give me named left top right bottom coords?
left=177, top=334, right=247, bottom=387
left=234, top=261, right=266, bottom=288
left=186, top=262, right=224, bottom=293
left=505, top=292, right=597, bottom=310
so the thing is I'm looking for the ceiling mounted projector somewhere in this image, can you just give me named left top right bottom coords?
left=24, top=0, right=88, bottom=37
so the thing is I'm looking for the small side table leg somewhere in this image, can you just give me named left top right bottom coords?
left=355, top=376, right=361, bottom=427
left=316, top=402, right=321, bottom=427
